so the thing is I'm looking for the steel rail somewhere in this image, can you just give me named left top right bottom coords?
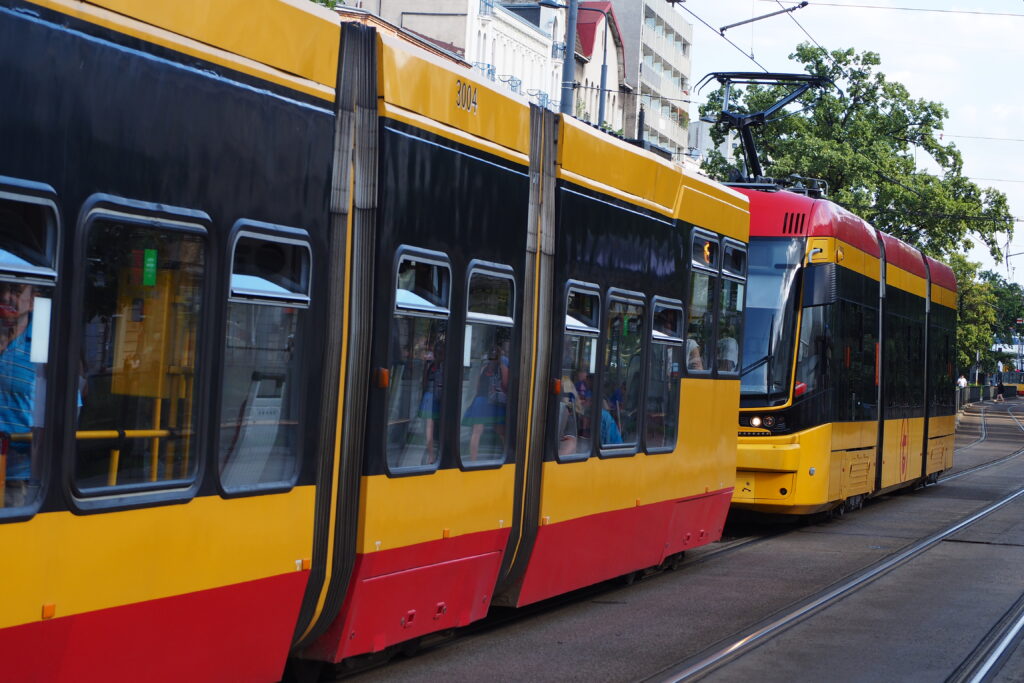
left=954, top=405, right=988, bottom=452
left=947, top=591, right=1024, bottom=683
left=654, top=484, right=1024, bottom=682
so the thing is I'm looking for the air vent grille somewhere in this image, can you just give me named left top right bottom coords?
left=782, top=212, right=806, bottom=234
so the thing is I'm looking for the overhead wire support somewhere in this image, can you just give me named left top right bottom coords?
left=695, top=72, right=832, bottom=180
left=720, top=1, right=808, bottom=35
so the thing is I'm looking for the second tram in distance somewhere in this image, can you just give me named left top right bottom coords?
left=733, top=186, right=957, bottom=515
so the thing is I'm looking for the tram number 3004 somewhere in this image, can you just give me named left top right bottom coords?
left=455, top=79, right=479, bottom=114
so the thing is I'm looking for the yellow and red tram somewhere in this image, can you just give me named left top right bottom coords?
left=0, top=1, right=750, bottom=680
left=732, top=187, right=957, bottom=515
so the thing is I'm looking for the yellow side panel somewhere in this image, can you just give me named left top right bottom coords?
left=558, top=116, right=680, bottom=213
left=886, top=264, right=928, bottom=298
left=736, top=420, right=879, bottom=513
left=80, top=0, right=340, bottom=86
left=677, top=180, right=750, bottom=243
left=540, top=378, right=737, bottom=524
left=357, top=466, right=516, bottom=553
left=835, top=240, right=881, bottom=281
left=27, top=0, right=337, bottom=100
left=831, top=421, right=876, bottom=452
left=840, top=449, right=875, bottom=499
left=932, top=285, right=957, bottom=309
left=928, top=414, right=956, bottom=472
left=378, top=33, right=530, bottom=156
left=735, top=423, right=832, bottom=511
left=879, top=417, right=926, bottom=488
left=929, top=414, right=956, bottom=438
left=927, top=433, right=954, bottom=474
left=0, top=487, right=315, bottom=629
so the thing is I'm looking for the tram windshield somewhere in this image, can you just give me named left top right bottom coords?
left=740, top=237, right=804, bottom=405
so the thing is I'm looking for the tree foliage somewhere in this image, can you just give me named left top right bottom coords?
left=979, top=269, right=1024, bottom=346
left=701, top=45, right=1018, bottom=373
left=701, top=44, right=1014, bottom=261
left=945, top=255, right=996, bottom=372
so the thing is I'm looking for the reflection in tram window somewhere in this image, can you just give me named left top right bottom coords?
left=558, top=288, right=599, bottom=460
left=386, top=255, right=450, bottom=472
left=687, top=271, right=715, bottom=371
left=0, top=196, right=57, bottom=510
left=718, top=278, right=744, bottom=373
left=219, top=234, right=310, bottom=492
left=601, top=297, right=644, bottom=448
left=460, top=271, right=514, bottom=467
left=75, top=218, right=204, bottom=491
left=647, top=302, right=683, bottom=450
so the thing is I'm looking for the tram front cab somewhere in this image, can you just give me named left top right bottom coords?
left=731, top=187, right=955, bottom=515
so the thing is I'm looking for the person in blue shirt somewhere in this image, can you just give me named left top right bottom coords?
left=1, top=282, right=36, bottom=508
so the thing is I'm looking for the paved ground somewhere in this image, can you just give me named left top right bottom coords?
left=340, top=399, right=1024, bottom=682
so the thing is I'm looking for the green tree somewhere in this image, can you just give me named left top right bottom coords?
left=701, top=44, right=1014, bottom=261
left=946, top=254, right=997, bottom=373
left=979, top=269, right=1024, bottom=345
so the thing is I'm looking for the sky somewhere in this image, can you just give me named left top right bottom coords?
left=676, top=0, right=1024, bottom=284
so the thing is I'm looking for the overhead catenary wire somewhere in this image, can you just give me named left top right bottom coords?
left=676, top=4, right=770, bottom=72
left=761, top=1, right=1024, bottom=19
left=772, top=0, right=849, bottom=77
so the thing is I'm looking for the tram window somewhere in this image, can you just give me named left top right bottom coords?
left=74, top=217, right=205, bottom=493
left=717, top=278, right=744, bottom=373
left=723, top=242, right=747, bottom=279
left=219, top=232, right=310, bottom=493
left=460, top=269, right=515, bottom=467
left=795, top=305, right=828, bottom=397
left=601, top=295, right=644, bottom=450
left=686, top=271, right=715, bottom=373
left=0, top=195, right=58, bottom=512
left=647, top=301, right=683, bottom=451
left=0, top=197, right=55, bottom=275
left=692, top=234, right=720, bottom=270
left=386, top=253, right=451, bottom=473
left=558, top=287, right=600, bottom=461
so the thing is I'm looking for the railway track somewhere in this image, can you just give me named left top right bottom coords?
left=651, top=483, right=1024, bottom=681
left=337, top=402, right=1024, bottom=682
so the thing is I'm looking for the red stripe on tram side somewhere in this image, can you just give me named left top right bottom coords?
left=304, top=527, right=510, bottom=662
left=513, top=488, right=732, bottom=607
left=0, top=572, right=308, bottom=683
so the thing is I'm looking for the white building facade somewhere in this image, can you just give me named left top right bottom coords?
left=571, top=1, right=626, bottom=133
left=609, top=0, right=693, bottom=156
left=349, top=0, right=566, bottom=111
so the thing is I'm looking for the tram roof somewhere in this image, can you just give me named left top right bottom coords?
left=738, top=189, right=880, bottom=257
left=926, top=255, right=957, bottom=292
left=877, top=231, right=928, bottom=279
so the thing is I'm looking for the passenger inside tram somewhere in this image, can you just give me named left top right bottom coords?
left=0, top=281, right=38, bottom=508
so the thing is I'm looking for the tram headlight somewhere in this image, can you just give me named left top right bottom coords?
left=750, top=416, right=762, bottom=428
left=763, top=416, right=776, bottom=428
